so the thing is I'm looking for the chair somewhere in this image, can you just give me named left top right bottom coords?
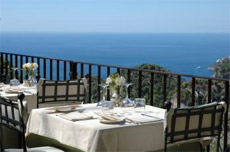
left=37, top=78, right=88, bottom=108
left=0, top=93, right=65, bottom=152
left=164, top=101, right=226, bottom=152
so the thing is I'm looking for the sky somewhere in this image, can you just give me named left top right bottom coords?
left=0, top=0, right=229, bottom=33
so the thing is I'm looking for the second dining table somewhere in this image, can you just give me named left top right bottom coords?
left=0, top=83, right=37, bottom=113
left=26, top=103, right=166, bottom=152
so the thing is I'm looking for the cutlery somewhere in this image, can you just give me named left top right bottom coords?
left=141, top=113, right=163, bottom=120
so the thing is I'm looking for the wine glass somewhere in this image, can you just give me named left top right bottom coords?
left=97, top=83, right=109, bottom=106
left=134, top=98, right=146, bottom=111
left=121, top=83, right=133, bottom=106
left=10, top=67, right=20, bottom=86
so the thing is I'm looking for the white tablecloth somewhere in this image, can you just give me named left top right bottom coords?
left=26, top=104, right=166, bottom=152
left=0, top=84, right=37, bottom=113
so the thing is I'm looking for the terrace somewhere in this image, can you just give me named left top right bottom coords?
left=0, top=51, right=229, bottom=152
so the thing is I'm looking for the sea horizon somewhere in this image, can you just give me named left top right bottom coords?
left=1, top=32, right=229, bottom=78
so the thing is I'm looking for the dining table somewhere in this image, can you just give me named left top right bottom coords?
left=25, top=103, right=166, bottom=152
left=0, top=83, right=37, bottom=113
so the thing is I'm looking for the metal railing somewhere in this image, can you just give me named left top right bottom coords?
left=0, top=51, right=229, bottom=150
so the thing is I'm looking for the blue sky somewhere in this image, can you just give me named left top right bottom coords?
left=0, top=0, right=229, bottom=33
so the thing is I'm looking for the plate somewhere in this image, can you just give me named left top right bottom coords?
left=53, top=105, right=80, bottom=112
left=55, top=107, right=76, bottom=112
left=100, top=118, right=125, bottom=124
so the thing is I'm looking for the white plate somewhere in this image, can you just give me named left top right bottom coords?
left=53, top=105, right=80, bottom=112
left=100, top=118, right=125, bottom=124
left=55, top=107, right=74, bottom=112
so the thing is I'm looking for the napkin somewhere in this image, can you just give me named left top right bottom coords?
left=58, top=111, right=93, bottom=121
left=125, top=115, right=161, bottom=124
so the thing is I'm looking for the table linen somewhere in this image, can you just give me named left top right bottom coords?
left=26, top=104, right=166, bottom=152
left=0, top=84, right=37, bottom=113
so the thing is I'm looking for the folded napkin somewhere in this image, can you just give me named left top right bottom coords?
left=125, top=115, right=161, bottom=124
left=58, top=111, right=93, bottom=121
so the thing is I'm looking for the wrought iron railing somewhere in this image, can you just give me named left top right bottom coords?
left=0, top=51, right=229, bottom=150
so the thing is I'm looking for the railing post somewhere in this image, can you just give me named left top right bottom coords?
left=80, top=64, right=84, bottom=78
left=43, top=58, right=46, bottom=79
left=88, top=64, right=92, bottom=103
left=57, top=60, right=60, bottom=81
left=15, top=55, right=18, bottom=79
left=192, top=77, right=196, bottom=106
left=138, top=71, right=142, bottom=98
left=20, top=56, right=23, bottom=83
left=224, top=80, right=229, bottom=150
left=107, top=67, right=110, bottom=100
left=37, top=57, right=40, bottom=81
left=64, top=61, right=67, bottom=80
left=117, top=68, right=120, bottom=74
left=70, top=62, right=77, bottom=80
left=177, top=76, right=181, bottom=108
left=50, top=60, right=53, bottom=80
left=10, top=54, right=13, bottom=79
left=150, top=73, right=154, bottom=106
left=208, top=79, right=212, bottom=103
left=5, top=53, right=8, bottom=76
left=97, top=66, right=101, bottom=101
left=163, top=74, right=167, bottom=102
left=0, top=53, right=3, bottom=75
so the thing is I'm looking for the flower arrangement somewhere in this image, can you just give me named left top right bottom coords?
left=106, top=73, right=126, bottom=92
left=22, top=63, right=38, bottom=78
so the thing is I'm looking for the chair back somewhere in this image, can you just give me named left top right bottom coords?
left=37, top=79, right=87, bottom=107
left=0, top=94, right=26, bottom=151
left=165, top=102, right=226, bottom=147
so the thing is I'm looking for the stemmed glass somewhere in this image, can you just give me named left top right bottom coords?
left=10, top=67, right=20, bottom=86
left=97, top=83, right=109, bottom=106
left=121, top=83, right=133, bottom=106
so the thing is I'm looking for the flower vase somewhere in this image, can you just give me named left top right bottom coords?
left=23, top=75, right=34, bottom=87
left=111, top=90, right=121, bottom=106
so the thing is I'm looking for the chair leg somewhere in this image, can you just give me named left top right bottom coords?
left=0, top=122, right=3, bottom=152
left=199, top=143, right=205, bottom=152
left=207, top=145, right=210, bottom=152
left=216, top=134, right=221, bottom=152
left=164, top=144, right=167, bottom=152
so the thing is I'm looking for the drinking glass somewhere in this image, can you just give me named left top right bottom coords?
left=97, top=83, right=109, bottom=106
left=134, top=98, right=146, bottom=111
left=121, top=83, right=133, bottom=106
left=10, top=67, right=20, bottom=86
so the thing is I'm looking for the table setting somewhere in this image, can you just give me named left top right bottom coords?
left=26, top=103, right=166, bottom=152
left=0, top=63, right=39, bottom=112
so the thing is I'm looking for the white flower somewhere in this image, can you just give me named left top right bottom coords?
left=26, top=63, right=31, bottom=68
left=106, top=77, right=112, bottom=84
left=32, top=63, right=38, bottom=69
left=115, top=76, right=126, bottom=86
left=120, top=76, right=126, bottom=84
left=31, top=63, right=38, bottom=69
left=22, top=64, right=27, bottom=69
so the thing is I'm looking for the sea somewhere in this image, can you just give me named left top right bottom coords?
left=0, top=32, right=229, bottom=77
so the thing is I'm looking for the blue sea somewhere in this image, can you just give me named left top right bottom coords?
left=0, top=32, right=229, bottom=77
